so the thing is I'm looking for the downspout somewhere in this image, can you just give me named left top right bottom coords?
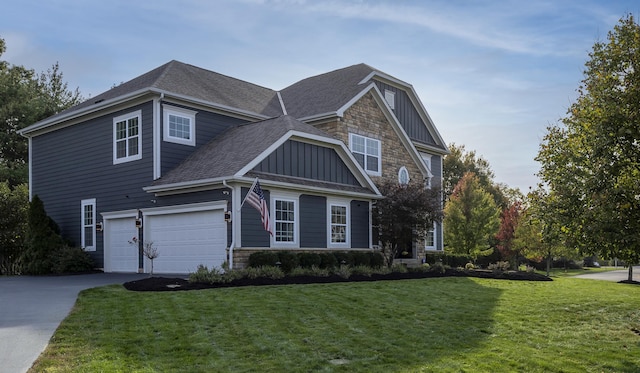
left=222, top=179, right=235, bottom=270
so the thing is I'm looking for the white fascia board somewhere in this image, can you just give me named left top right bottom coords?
left=335, top=83, right=377, bottom=117
left=143, top=177, right=229, bottom=195
left=19, top=89, right=153, bottom=136
left=297, top=112, right=340, bottom=123
left=19, top=87, right=269, bottom=137
left=237, top=176, right=383, bottom=200
left=141, top=201, right=227, bottom=216
left=360, top=72, right=450, bottom=154
left=101, top=209, right=139, bottom=220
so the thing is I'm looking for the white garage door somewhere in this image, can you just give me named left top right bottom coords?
left=106, top=217, right=139, bottom=272
left=145, top=209, right=227, bottom=274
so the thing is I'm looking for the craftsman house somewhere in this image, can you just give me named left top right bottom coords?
left=19, top=61, right=448, bottom=273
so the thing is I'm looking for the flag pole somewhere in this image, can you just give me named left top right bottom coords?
left=239, top=177, right=259, bottom=210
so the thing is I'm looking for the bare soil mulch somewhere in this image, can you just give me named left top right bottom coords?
left=123, top=269, right=552, bottom=292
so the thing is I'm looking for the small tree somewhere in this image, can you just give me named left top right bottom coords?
left=130, top=237, right=159, bottom=276
left=373, top=180, right=443, bottom=267
left=21, top=195, right=66, bottom=274
left=496, top=200, right=523, bottom=269
left=444, top=172, right=500, bottom=262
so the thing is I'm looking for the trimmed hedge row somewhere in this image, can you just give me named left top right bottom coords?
left=248, top=251, right=384, bottom=273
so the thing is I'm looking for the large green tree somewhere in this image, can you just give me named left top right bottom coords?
left=0, top=37, right=82, bottom=186
left=536, top=14, right=640, bottom=281
left=444, top=172, right=500, bottom=261
left=443, top=143, right=508, bottom=209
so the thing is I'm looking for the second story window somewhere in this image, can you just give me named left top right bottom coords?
left=349, top=133, right=381, bottom=176
left=113, top=110, right=142, bottom=164
left=163, top=105, right=197, bottom=146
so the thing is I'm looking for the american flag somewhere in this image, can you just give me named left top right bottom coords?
left=245, top=179, right=273, bottom=235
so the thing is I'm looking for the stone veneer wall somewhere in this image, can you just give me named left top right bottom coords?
left=315, top=92, right=430, bottom=263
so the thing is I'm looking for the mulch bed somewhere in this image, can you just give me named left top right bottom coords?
left=123, top=269, right=552, bottom=292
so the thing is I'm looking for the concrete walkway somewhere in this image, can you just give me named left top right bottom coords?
left=0, top=273, right=147, bottom=373
left=573, top=266, right=640, bottom=282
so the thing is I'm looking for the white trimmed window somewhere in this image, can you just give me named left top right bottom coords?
left=113, top=110, right=142, bottom=164
left=425, top=223, right=437, bottom=250
left=398, top=166, right=410, bottom=186
left=384, top=89, right=395, bottom=109
left=81, top=198, right=96, bottom=251
left=272, top=194, right=299, bottom=247
left=163, top=105, right=197, bottom=146
left=349, top=133, right=381, bottom=176
left=328, top=200, right=350, bottom=248
left=421, top=153, right=433, bottom=188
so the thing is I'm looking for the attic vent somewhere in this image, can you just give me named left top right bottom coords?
left=94, top=98, right=105, bottom=104
left=384, top=89, right=395, bottom=109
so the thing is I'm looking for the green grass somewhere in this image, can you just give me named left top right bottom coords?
left=31, top=277, right=640, bottom=372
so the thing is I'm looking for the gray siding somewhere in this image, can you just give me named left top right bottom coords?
left=240, top=187, right=271, bottom=247
left=31, top=102, right=155, bottom=266
left=375, top=81, right=436, bottom=146
left=253, top=140, right=360, bottom=186
left=161, top=104, right=247, bottom=175
left=350, top=200, right=370, bottom=248
left=300, top=195, right=326, bottom=248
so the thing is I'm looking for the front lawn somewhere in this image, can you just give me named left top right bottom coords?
left=31, top=277, right=640, bottom=372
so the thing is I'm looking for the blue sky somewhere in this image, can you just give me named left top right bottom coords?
left=2, top=0, right=638, bottom=192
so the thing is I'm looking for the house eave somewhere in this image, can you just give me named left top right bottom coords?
left=19, top=87, right=270, bottom=137
left=145, top=176, right=382, bottom=200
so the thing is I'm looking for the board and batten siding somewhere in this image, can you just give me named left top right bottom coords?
left=240, top=187, right=271, bottom=248
left=300, top=194, right=326, bottom=248
left=375, top=81, right=437, bottom=147
left=160, top=103, right=248, bottom=175
left=253, top=140, right=360, bottom=186
left=31, top=102, right=155, bottom=266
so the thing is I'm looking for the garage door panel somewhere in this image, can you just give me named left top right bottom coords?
left=146, top=210, right=226, bottom=274
left=107, top=217, right=138, bottom=272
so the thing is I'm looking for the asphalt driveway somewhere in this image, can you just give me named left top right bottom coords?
left=0, top=273, right=148, bottom=373
left=573, top=266, right=640, bottom=282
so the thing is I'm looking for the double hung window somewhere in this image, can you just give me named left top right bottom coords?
left=81, top=199, right=96, bottom=251
left=350, top=133, right=381, bottom=176
left=113, top=111, right=142, bottom=164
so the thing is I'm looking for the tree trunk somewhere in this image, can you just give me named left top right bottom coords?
left=546, top=255, right=551, bottom=277
left=628, top=265, right=633, bottom=282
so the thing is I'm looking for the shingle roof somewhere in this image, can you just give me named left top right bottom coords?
left=279, top=63, right=376, bottom=119
left=152, top=115, right=333, bottom=186
left=44, top=60, right=284, bottom=125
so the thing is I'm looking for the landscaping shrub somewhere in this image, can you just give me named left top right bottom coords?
left=248, top=251, right=279, bottom=268
left=370, top=251, right=385, bottom=268
left=21, top=195, right=67, bottom=275
left=487, top=261, right=510, bottom=272
left=245, top=266, right=284, bottom=280
left=333, top=251, right=354, bottom=266
left=297, top=252, right=321, bottom=268
left=429, top=261, right=446, bottom=274
left=190, top=265, right=228, bottom=284
left=334, top=264, right=352, bottom=279
left=351, top=264, right=374, bottom=277
left=319, top=253, right=338, bottom=269
left=50, top=245, right=95, bottom=274
left=289, top=266, right=330, bottom=277
left=465, top=262, right=475, bottom=270
left=276, top=251, right=299, bottom=273
left=425, top=252, right=471, bottom=268
left=351, top=251, right=371, bottom=267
